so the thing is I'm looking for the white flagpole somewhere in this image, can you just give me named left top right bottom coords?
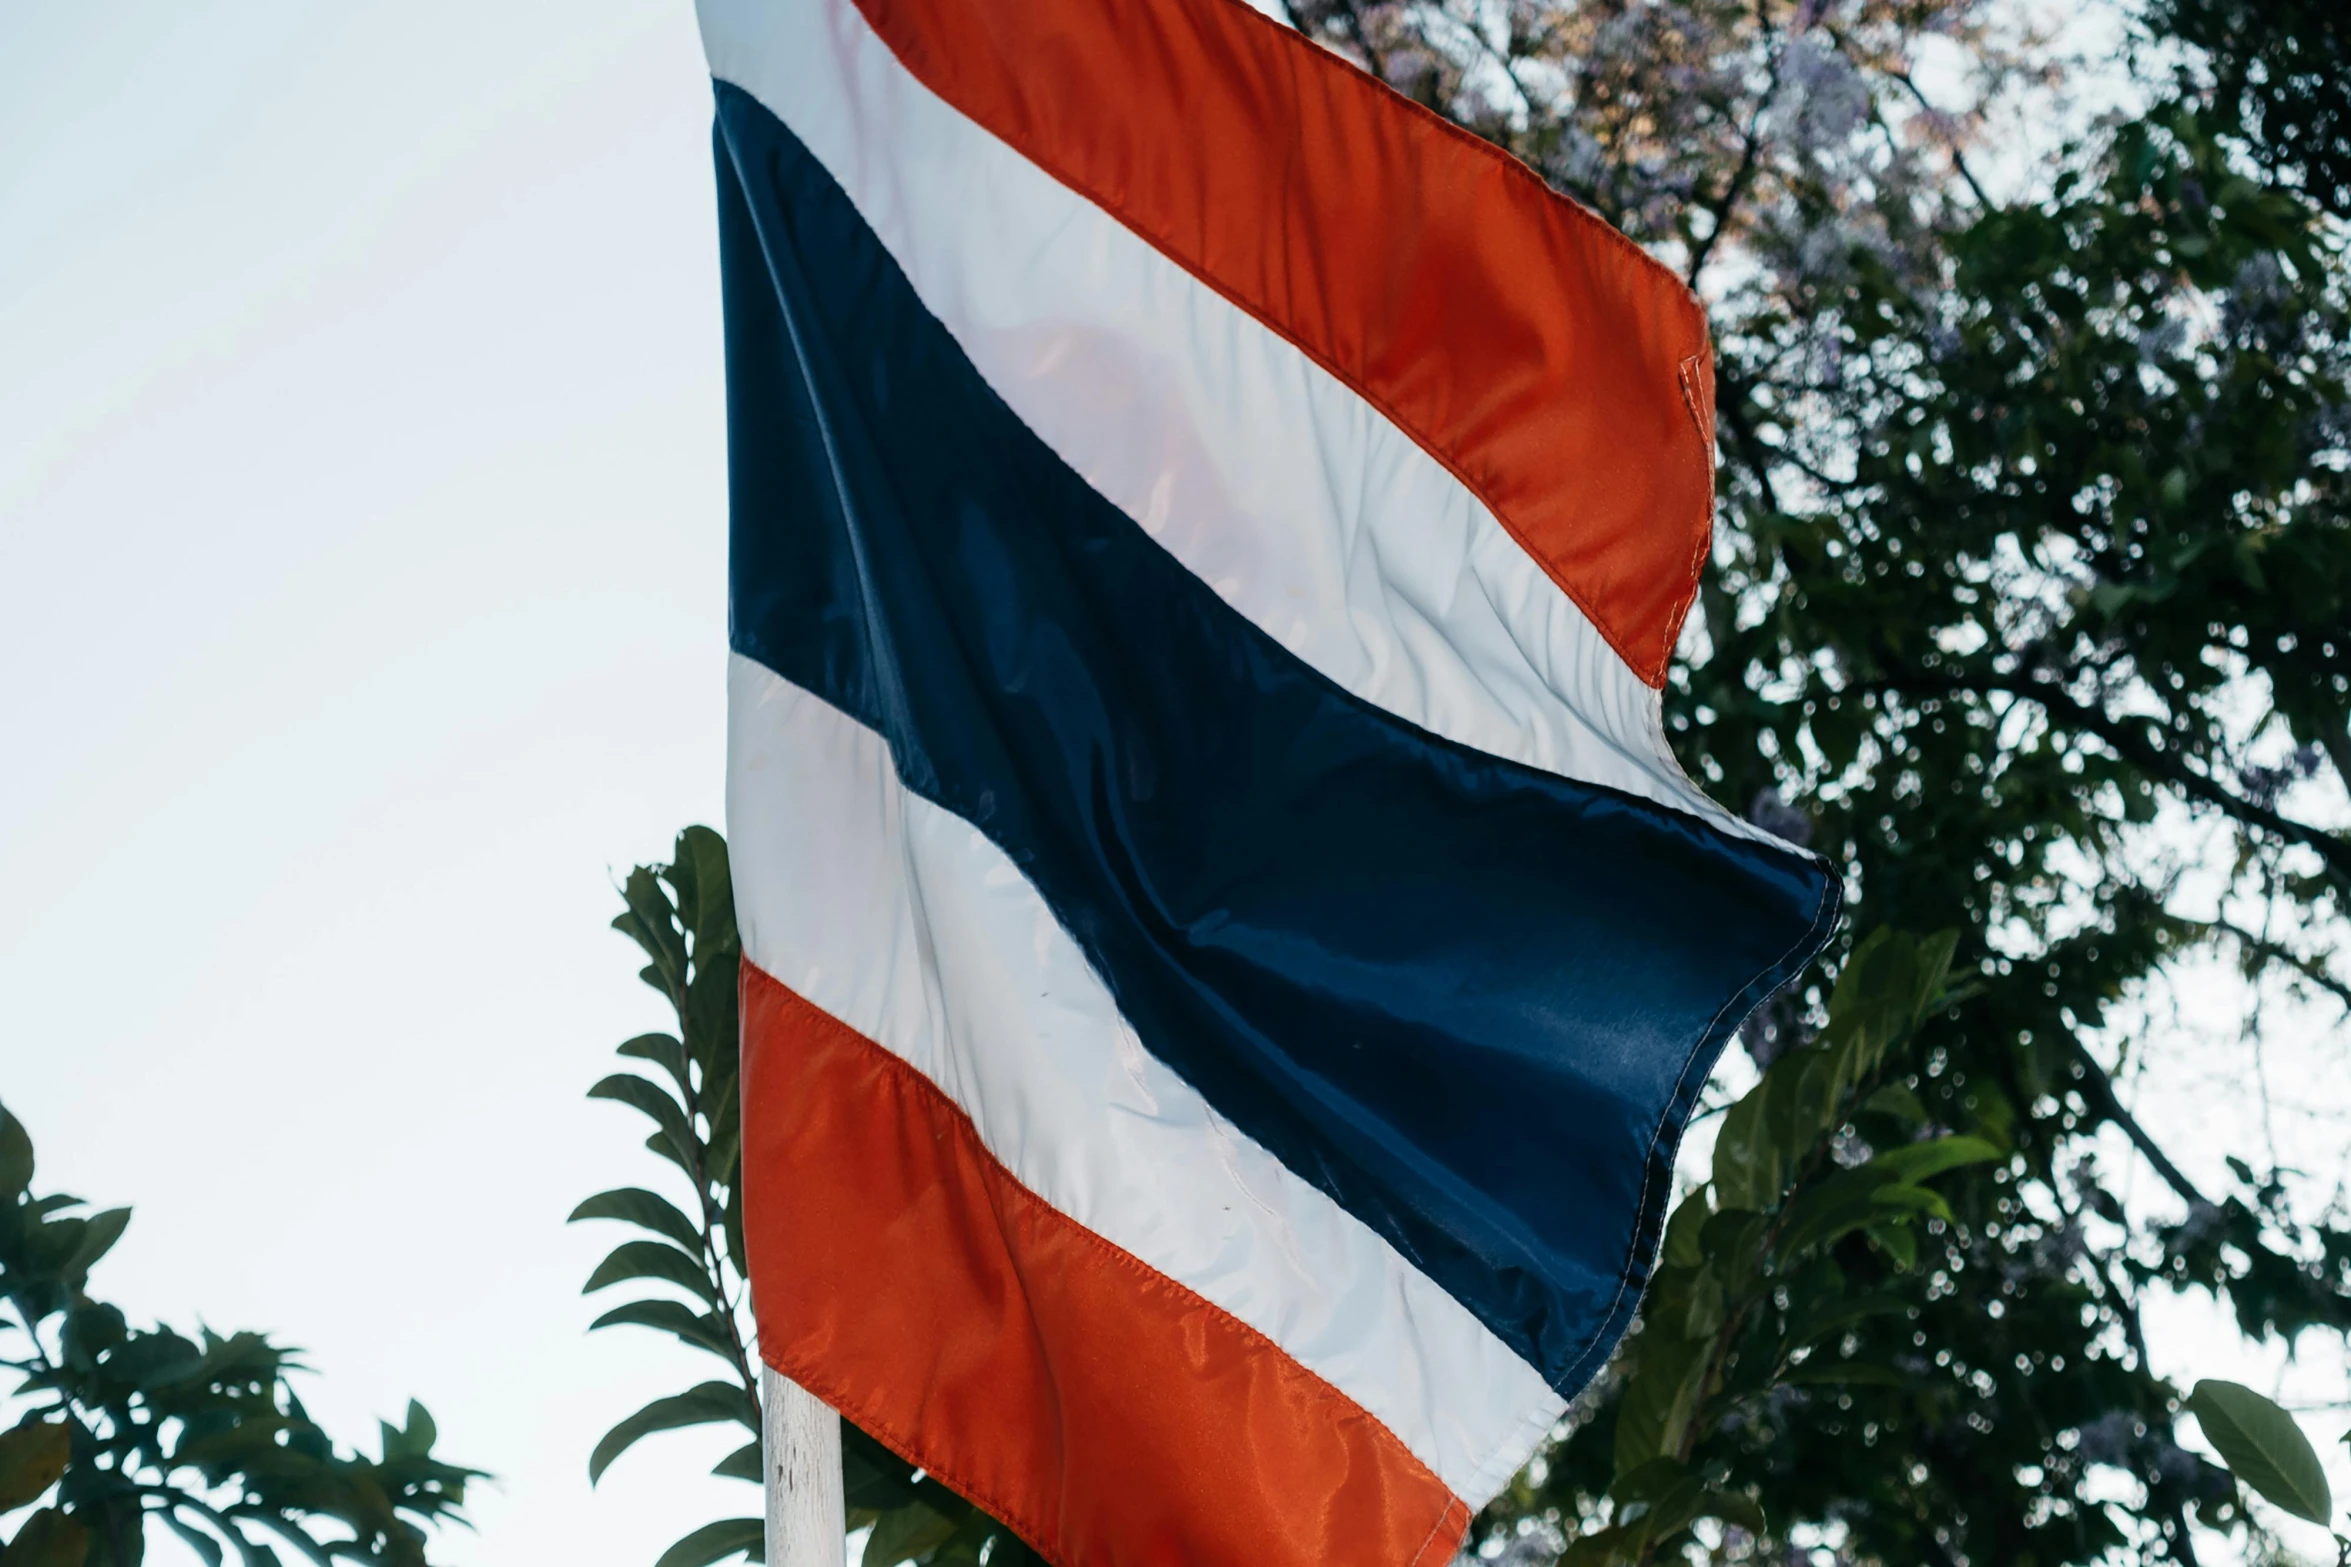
left=762, top=1365, right=845, bottom=1567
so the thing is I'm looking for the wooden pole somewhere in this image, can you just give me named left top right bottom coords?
left=762, top=1364, right=845, bottom=1567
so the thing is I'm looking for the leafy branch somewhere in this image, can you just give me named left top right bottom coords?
left=1865, top=667, right=2351, bottom=891
left=0, top=1102, right=478, bottom=1566
left=1534, top=930, right=1998, bottom=1564
left=575, top=828, right=1046, bottom=1567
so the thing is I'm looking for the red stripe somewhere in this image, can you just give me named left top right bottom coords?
left=850, top=0, right=1714, bottom=687
left=740, top=960, right=1471, bottom=1567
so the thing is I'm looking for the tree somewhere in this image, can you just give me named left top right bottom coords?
left=0, top=1102, right=478, bottom=1565
left=1274, top=0, right=2351, bottom=1560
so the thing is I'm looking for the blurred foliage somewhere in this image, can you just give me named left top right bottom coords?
left=0, top=1103, right=477, bottom=1565
left=2154, top=0, right=2351, bottom=220
left=576, top=828, right=1043, bottom=1567
left=1284, top=0, right=2351, bottom=1561
left=1492, top=927, right=2254, bottom=1565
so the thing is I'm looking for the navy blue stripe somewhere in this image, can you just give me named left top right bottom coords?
left=713, top=82, right=1837, bottom=1393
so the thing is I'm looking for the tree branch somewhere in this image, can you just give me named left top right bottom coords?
left=2070, top=1046, right=2209, bottom=1213
left=1685, top=21, right=1781, bottom=288
left=1320, top=0, right=1389, bottom=82
left=1864, top=668, right=2351, bottom=887
left=2317, top=724, right=2351, bottom=803
left=1885, top=66, right=1992, bottom=211
left=2092, top=1252, right=2206, bottom=1566
left=2198, top=917, right=2351, bottom=1011
left=1423, top=5, right=1537, bottom=120
left=1713, top=363, right=1791, bottom=518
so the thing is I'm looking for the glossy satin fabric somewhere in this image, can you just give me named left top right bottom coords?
left=727, top=655, right=1564, bottom=1499
left=838, top=0, right=1718, bottom=686
left=742, top=964, right=1473, bottom=1567
left=715, top=87, right=1838, bottom=1388
left=695, top=0, right=1779, bottom=847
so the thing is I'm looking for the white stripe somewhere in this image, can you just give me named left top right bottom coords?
left=696, top=0, right=1787, bottom=850
left=727, top=654, right=1564, bottom=1505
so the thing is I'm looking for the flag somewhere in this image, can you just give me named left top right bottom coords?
left=704, top=0, right=1839, bottom=1561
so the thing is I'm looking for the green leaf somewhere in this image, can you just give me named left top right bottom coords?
left=1558, top=1520, right=1643, bottom=1565
left=1698, top=1488, right=1766, bottom=1534
left=1908, top=929, right=1961, bottom=1021
left=1825, top=927, right=1901, bottom=1029
left=1767, top=1134, right=2001, bottom=1263
left=1698, top=1209, right=1769, bottom=1282
left=1787, top=1291, right=1909, bottom=1349
left=616, top=865, right=690, bottom=999
left=618, top=1033, right=691, bottom=1088
left=1866, top=1136, right=2001, bottom=1186
left=1782, top=1358, right=1909, bottom=1388
left=1711, top=1089, right=1780, bottom=1213
left=1610, top=1456, right=1691, bottom=1505
left=1860, top=1083, right=1928, bottom=1126
left=584, top=1240, right=721, bottom=1305
left=1775, top=1045, right=1846, bottom=1160
left=589, top=1382, right=761, bottom=1482
left=1772, top=1172, right=1891, bottom=1263
left=1660, top=1193, right=1709, bottom=1269
left=842, top=1426, right=926, bottom=1514
left=644, top=1130, right=694, bottom=1178
left=864, top=1500, right=960, bottom=1567
left=713, top=1441, right=762, bottom=1482
left=1629, top=1474, right=1709, bottom=1541
left=161, top=1509, right=229, bottom=1567
left=1868, top=1182, right=1954, bottom=1224
left=1612, top=1332, right=1709, bottom=1478
left=0, top=1422, right=70, bottom=1512
left=0, top=1107, right=31, bottom=1202
left=589, top=1075, right=696, bottom=1156
left=570, top=1187, right=708, bottom=1254
left=380, top=1399, right=437, bottom=1462
left=1680, top=1265, right=1726, bottom=1339
left=653, top=1518, right=764, bottom=1567
left=924, top=1522, right=989, bottom=1567
left=4, top=1508, right=90, bottom=1567
left=705, top=1078, right=744, bottom=1187
left=250, top=1510, right=341, bottom=1567
left=678, top=826, right=737, bottom=959
left=2189, top=1379, right=2334, bottom=1524
left=976, top=1532, right=1045, bottom=1567
left=589, top=1299, right=742, bottom=1361
left=1870, top=1220, right=1918, bottom=1271
left=724, top=1177, right=748, bottom=1281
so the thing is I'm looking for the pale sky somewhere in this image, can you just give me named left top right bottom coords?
left=3, top=4, right=2345, bottom=1566
left=2, top=3, right=744, bottom=1561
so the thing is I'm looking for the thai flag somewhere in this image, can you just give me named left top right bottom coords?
left=705, top=0, right=1838, bottom=1561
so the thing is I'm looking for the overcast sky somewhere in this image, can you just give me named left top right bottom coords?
left=2, top=3, right=743, bottom=1561
left=3, top=4, right=2346, bottom=1566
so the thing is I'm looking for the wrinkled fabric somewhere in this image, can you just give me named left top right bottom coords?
left=742, top=964, right=1474, bottom=1567
left=830, top=0, right=1720, bottom=685
left=715, top=85, right=1839, bottom=1391
left=729, top=653, right=1566, bottom=1500
left=696, top=0, right=1784, bottom=848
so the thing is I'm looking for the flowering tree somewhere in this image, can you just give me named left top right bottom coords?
left=1273, top=0, right=2351, bottom=1560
